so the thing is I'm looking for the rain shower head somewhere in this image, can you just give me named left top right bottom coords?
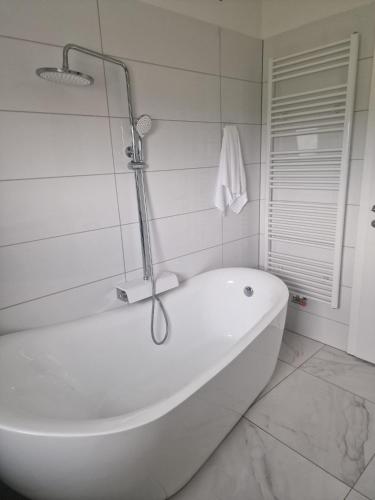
left=36, top=67, right=94, bottom=86
left=136, top=115, right=152, bottom=137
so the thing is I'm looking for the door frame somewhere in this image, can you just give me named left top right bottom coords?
left=347, top=48, right=375, bottom=357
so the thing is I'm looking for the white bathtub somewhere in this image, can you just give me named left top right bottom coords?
left=0, top=268, right=288, bottom=500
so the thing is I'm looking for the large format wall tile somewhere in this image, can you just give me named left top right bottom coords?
left=0, top=175, right=119, bottom=245
left=236, top=124, right=261, bottom=164
left=220, top=29, right=262, bottom=82
left=355, top=57, right=373, bottom=111
left=245, top=164, right=261, bottom=201
left=347, top=160, right=364, bottom=205
left=222, top=235, right=259, bottom=268
left=0, top=275, right=125, bottom=334
left=117, top=168, right=217, bottom=224
left=122, top=209, right=222, bottom=271
left=0, top=38, right=108, bottom=115
left=99, top=0, right=220, bottom=74
left=221, top=78, right=261, bottom=124
left=263, top=2, right=375, bottom=61
left=0, top=227, right=124, bottom=308
left=0, top=2, right=262, bottom=333
left=173, top=418, right=350, bottom=500
left=247, top=369, right=375, bottom=486
left=0, top=112, right=114, bottom=180
left=152, top=246, right=222, bottom=282
left=110, top=118, right=221, bottom=172
left=222, top=200, right=259, bottom=243
left=289, top=285, right=352, bottom=325
left=105, top=60, right=220, bottom=121
left=285, top=307, right=349, bottom=350
left=0, top=0, right=101, bottom=49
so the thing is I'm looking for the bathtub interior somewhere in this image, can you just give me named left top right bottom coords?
left=0, top=269, right=288, bottom=426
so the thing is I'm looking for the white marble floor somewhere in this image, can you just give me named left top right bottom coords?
left=172, top=331, right=375, bottom=500
left=1, top=330, right=375, bottom=500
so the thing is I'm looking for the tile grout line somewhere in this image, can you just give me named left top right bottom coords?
left=218, top=27, right=224, bottom=267
left=353, top=454, right=375, bottom=495
left=1, top=236, right=260, bottom=312
left=0, top=108, right=264, bottom=126
left=0, top=273, right=125, bottom=312
left=256, top=342, right=326, bottom=403
left=287, top=306, right=352, bottom=327
left=244, top=418, right=353, bottom=491
left=0, top=33, right=263, bottom=84
left=0, top=204, right=262, bottom=250
left=0, top=224, right=121, bottom=249
left=298, top=364, right=375, bottom=406
left=126, top=234, right=260, bottom=275
left=257, top=38, right=264, bottom=268
left=0, top=163, right=261, bottom=182
left=96, top=0, right=127, bottom=281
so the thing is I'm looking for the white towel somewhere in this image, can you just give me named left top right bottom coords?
left=214, top=125, right=248, bottom=214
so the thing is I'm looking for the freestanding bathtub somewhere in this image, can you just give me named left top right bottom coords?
left=0, top=268, right=288, bottom=500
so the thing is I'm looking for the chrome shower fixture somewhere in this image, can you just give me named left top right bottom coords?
left=136, top=114, right=152, bottom=138
left=36, top=67, right=94, bottom=86
left=35, top=43, right=169, bottom=345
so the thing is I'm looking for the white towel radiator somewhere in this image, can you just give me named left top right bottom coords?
left=264, top=34, right=359, bottom=307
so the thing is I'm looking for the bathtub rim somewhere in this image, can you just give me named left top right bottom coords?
left=0, top=268, right=289, bottom=438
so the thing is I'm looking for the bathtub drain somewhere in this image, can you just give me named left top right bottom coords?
left=243, top=286, right=254, bottom=297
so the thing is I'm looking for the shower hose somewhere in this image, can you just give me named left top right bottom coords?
left=141, top=173, right=169, bottom=345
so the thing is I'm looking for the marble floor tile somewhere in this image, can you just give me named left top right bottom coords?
left=355, top=455, right=375, bottom=500
left=172, top=418, right=350, bottom=500
left=247, top=369, right=375, bottom=486
left=278, top=330, right=323, bottom=367
left=346, top=490, right=372, bottom=500
left=258, top=359, right=295, bottom=398
left=303, top=346, right=375, bottom=403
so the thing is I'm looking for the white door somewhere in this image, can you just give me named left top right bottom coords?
left=348, top=53, right=375, bottom=363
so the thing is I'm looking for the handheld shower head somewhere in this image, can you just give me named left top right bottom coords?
left=136, top=115, right=152, bottom=138
left=36, top=67, right=94, bottom=86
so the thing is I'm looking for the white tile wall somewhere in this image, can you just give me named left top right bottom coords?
left=236, top=124, right=261, bottom=164
left=0, top=227, right=124, bottom=308
left=0, top=0, right=262, bottom=332
left=122, top=209, right=222, bottom=271
left=116, top=167, right=218, bottom=224
left=0, top=112, right=114, bottom=180
left=0, top=275, right=125, bottom=334
left=261, top=3, right=374, bottom=350
left=0, top=38, right=108, bottom=115
left=289, top=285, right=352, bottom=325
left=105, top=60, right=221, bottom=121
left=223, top=200, right=259, bottom=243
left=263, top=2, right=375, bottom=61
left=221, top=78, right=261, bottom=124
left=220, top=29, right=262, bottom=82
left=223, top=235, right=259, bottom=268
left=110, top=118, right=221, bottom=172
left=98, top=0, right=220, bottom=74
left=0, top=176, right=119, bottom=245
left=0, top=0, right=101, bottom=48
left=152, top=246, right=222, bottom=282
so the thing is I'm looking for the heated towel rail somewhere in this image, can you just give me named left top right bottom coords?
left=264, top=34, right=359, bottom=307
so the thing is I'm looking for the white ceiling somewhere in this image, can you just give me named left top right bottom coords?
left=139, top=0, right=375, bottom=39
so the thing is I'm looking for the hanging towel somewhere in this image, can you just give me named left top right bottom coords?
left=214, top=125, right=248, bottom=214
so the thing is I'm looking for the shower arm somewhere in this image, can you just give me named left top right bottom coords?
left=62, top=43, right=143, bottom=164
